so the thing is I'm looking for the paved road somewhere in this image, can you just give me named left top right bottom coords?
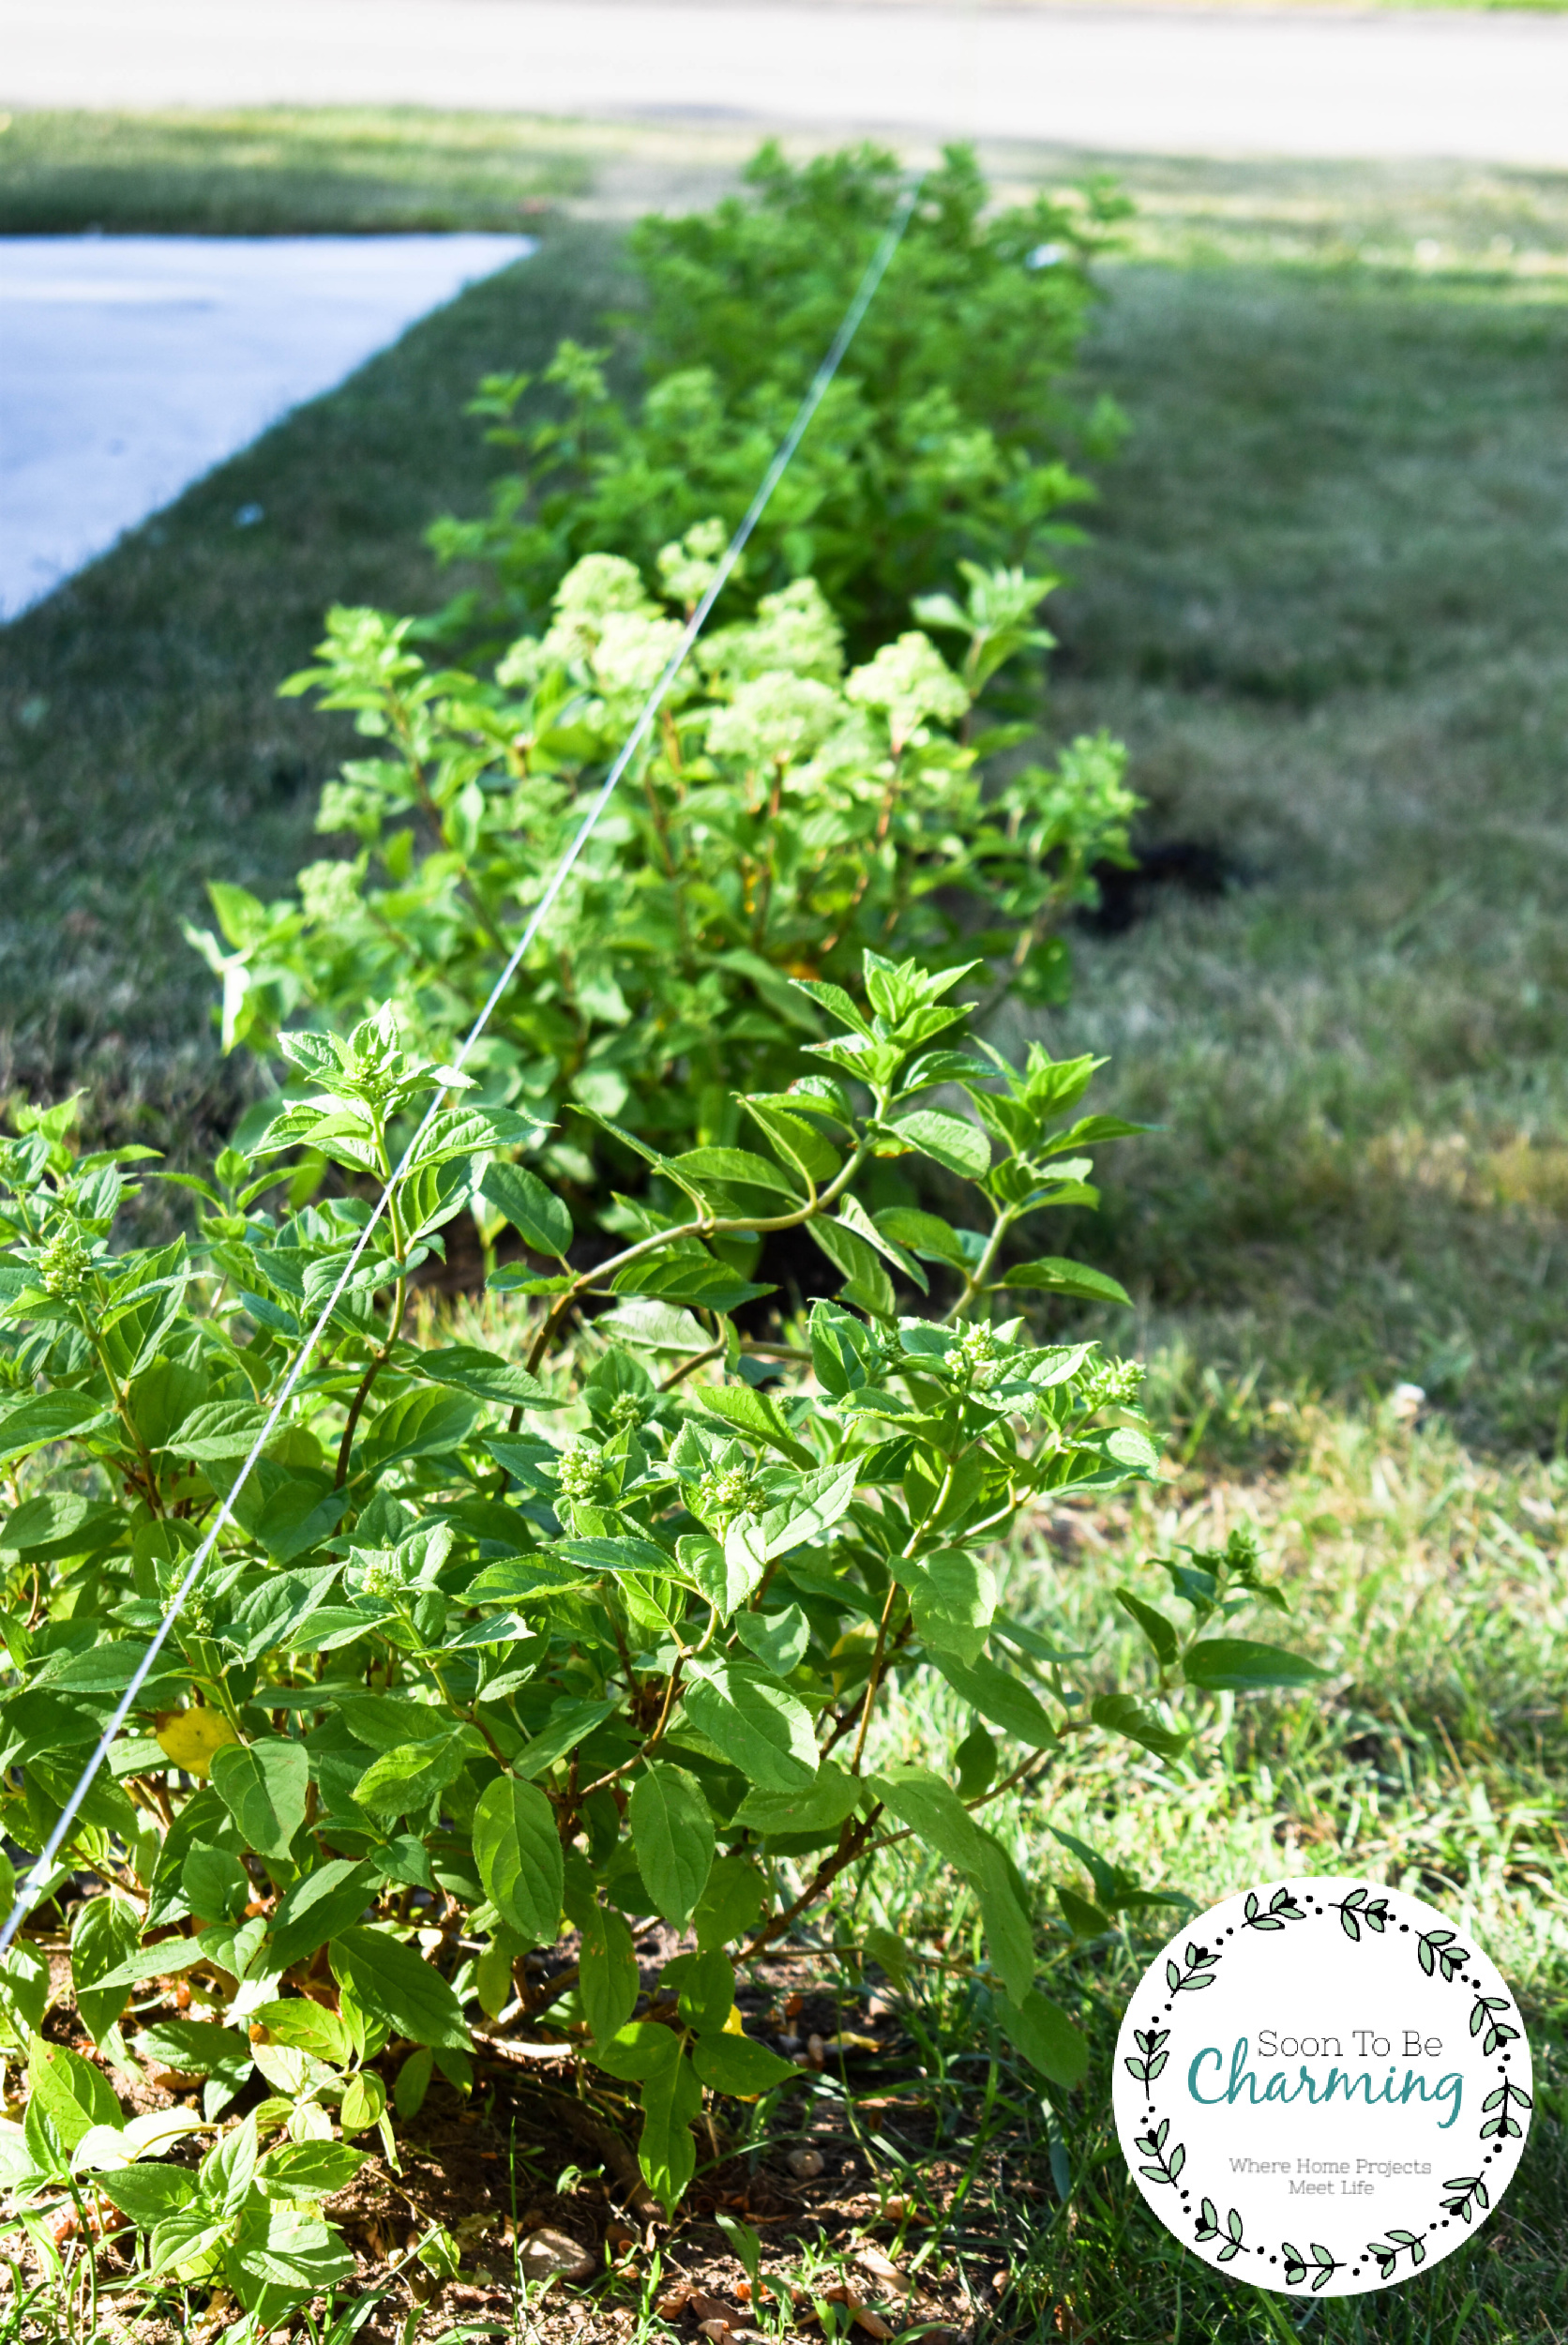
left=4, top=0, right=1568, bottom=165
left=0, top=234, right=533, bottom=618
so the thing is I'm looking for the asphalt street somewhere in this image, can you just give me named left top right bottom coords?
left=5, top=0, right=1568, bottom=165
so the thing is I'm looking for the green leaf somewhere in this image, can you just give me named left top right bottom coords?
left=357, top=1385, right=479, bottom=1473
left=472, top=1776, right=564, bottom=1945
left=581, top=1905, right=640, bottom=2043
left=732, top=1604, right=810, bottom=1679
left=417, top=1346, right=560, bottom=1408
left=202, top=2112, right=260, bottom=2213
left=872, top=1764, right=1033, bottom=2005
left=836, top=1195, right=927, bottom=1294
left=996, top=1257, right=1131, bottom=1308
left=266, top=1861, right=377, bottom=1974
left=665, top=1948, right=734, bottom=2034
left=760, top=1460, right=859, bottom=1559
left=0, top=1944, right=49, bottom=2051
left=638, top=2046, right=701, bottom=2213
left=807, top=1214, right=897, bottom=1320
left=628, top=1764, right=715, bottom=1929
left=515, top=1696, right=620, bottom=1780
left=70, top=1892, right=143, bottom=2045
left=1058, top=1885, right=1113, bottom=1938
left=180, top=1845, right=251, bottom=1924
left=227, top=2202, right=356, bottom=2295
left=169, top=1398, right=273, bottom=1460
left=149, top=2206, right=233, bottom=2277
left=873, top=1208, right=972, bottom=1271
left=590, top=2020, right=682, bottom=2084
left=900, top=1549, right=997, bottom=1665
left=932, top=1653, right=1055, bottom=1747
left=135, top=2018, right=253, bottom=2087
left=480, top=1161, right=573, bottom=1259
left=742, top=1098, right=840, bottom=1185
left=863, top=1924, right=913, bottom=1991
left=1183, top=1640, right=1327, bottom=1693
left=684, top=1660, right=819, bottom=1791
left=395, top=2045, right=433, bottom=2120
left=28, top=2035, right=121, bottom=2151
left=685, top=1525, right=765, bottom=1620
left=211, top=1738, right=310, bottom=1862
left=998, top=1989, right=1087, bottom=2087
left=465, top=1554, right=595, bottom=1606
left=693, top=1856, right=768, bottom=1955
left=258, top=2141, right=366, bottom=2202
left=329, top=1928, right=471, bottom=2051
left=249, top=2000, right=352, bottom=2066
left=734, top=1763, right=862, bottom=1838
left=338, top=2071, right=387, bottom=2134
left=889, top=1109, right=990, bottom=1180
left=98, top=2166, right=196, bottom=2228
left=234, top=1565, right=344, bottom=1658
left=669, top=1148, right=801, bottom=1200
left=1, top=1492, right=124, bottom=1561
left=692, top=2031, right=796, bottom=2097
left=1115, top=1588, right=1179, bottom=1668
left=694, top=1384, right=813, bottom=1467
left=354, top=1731, right=474, bottom=1820
left=1089, top=1693, right=1189, bottom=1760
left=0, top=1390, right=112, bottom=1465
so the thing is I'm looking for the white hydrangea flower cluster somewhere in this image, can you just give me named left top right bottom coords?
left=845, top=630, right=969, bottom=749
left=706, top=672, right=843, bottom=768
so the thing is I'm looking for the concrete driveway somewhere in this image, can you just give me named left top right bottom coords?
left=5, top=0, right=1568, bottom=166
left=0, top=234, right=533, bottom=619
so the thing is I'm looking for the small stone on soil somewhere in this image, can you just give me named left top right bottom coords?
left=518, top=2225, right=596, bottom=2282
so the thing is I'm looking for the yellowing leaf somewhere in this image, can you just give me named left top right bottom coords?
left=723, top=2005, right=746, bottom=2036
left=155, top=1709, right=239, bottom=1779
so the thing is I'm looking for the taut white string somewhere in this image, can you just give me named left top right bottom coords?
left=0, top=173, right=923, bottom=1957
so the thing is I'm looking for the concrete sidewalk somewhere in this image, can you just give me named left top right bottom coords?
left=5, top=0, right=1568, bottom=165
left=0, top=234, right=533, bottom=619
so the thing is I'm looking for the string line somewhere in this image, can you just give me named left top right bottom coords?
left=0, top=175, right=922, bottom=1959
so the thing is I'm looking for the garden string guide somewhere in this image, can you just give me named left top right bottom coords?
left=0, top=169, right=926, bottom=1960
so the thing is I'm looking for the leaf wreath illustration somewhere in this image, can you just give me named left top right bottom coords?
left=1133, top=2118, right=1185, bottom=2186
left=1123, top=2024, right=1170, bottom=2087
left=1480, top=2077, right=1532, bottom=2141
left=1281, top=2242, right=1343, bottom=2293
left=1333, top=1886, right=1390, bottom=1942
left=1367, top=2229, right=1425, bottom=2278
left=1469, top=1993, right=1520, bottom=2057
left=1166, top=1941, right=1221, bottom=1994
left=1242, top=1885, right=1304, bottom=1932
left=1196, top=2200, right=1245, bottom=2263
left=1440, top=2174, right=1490, bottom=2226
left=1416, top=1926, right=1470, bottom=1982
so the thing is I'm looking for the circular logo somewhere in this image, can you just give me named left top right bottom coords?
left=1112, top=1876, right=1532, bottom=2295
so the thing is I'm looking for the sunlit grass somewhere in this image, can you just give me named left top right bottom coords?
left=0, top=107, right=592, bottom=234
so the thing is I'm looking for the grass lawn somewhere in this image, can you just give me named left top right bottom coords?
left=0, top=107, right=596, bottom=233
left=1, top=115, right=1565, bottom=2342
